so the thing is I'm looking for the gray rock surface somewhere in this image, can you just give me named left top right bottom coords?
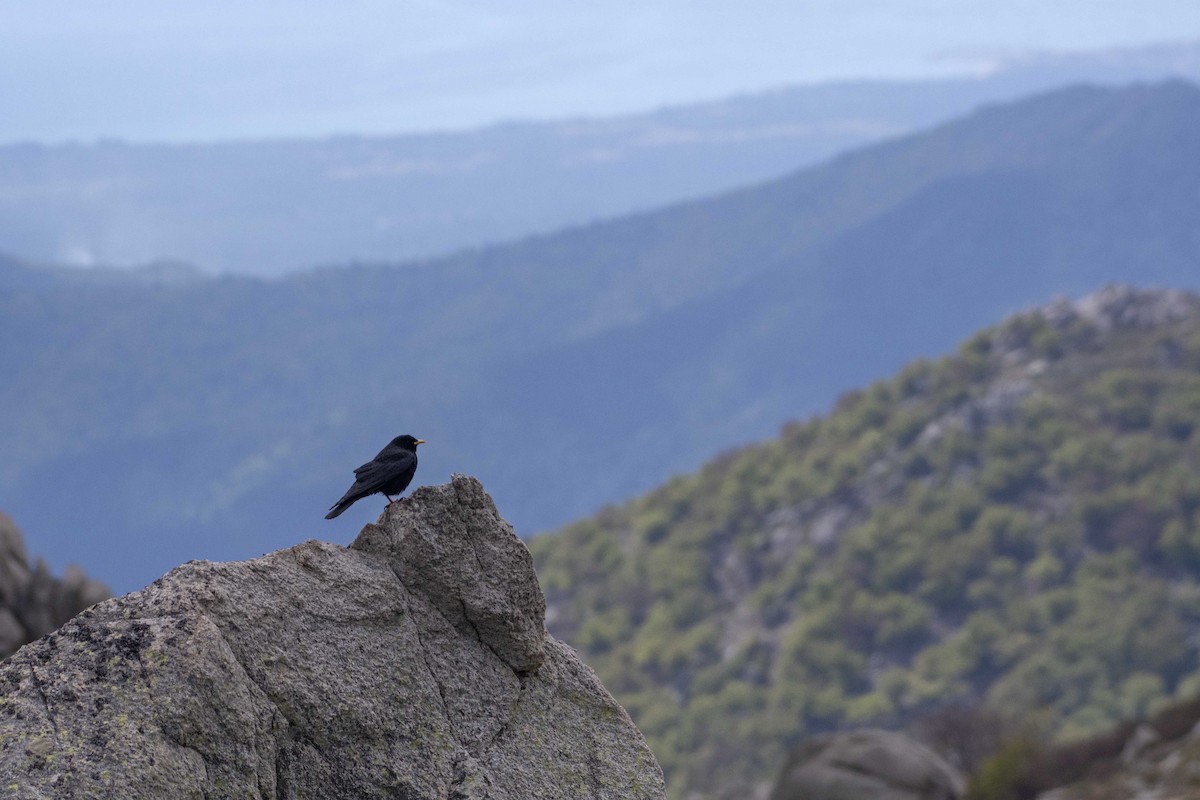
left=0, top=475, right=665, bottom=799
left=0, top=512, right=110, bottom=660
left=769, top=728, right=964, bottom=800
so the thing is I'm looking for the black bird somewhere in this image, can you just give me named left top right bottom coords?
left=325, top=434, right=425, bottom=519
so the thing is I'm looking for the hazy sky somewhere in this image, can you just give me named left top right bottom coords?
left=1, top=1, right=1198, bottom=143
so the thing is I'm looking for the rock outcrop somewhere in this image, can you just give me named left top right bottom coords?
left=769, top=729, right=964, bottom=800
left=0, top=512, right=110, bottom=660
left=0, top=475, right=666, bottom=799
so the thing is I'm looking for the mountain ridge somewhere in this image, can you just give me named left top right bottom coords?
left=2, top=40, right=1198, bottom=275
left=2, top=82, right=1200, bottom=591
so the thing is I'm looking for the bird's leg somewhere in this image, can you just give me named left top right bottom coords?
left=385, top=495, right=396, bottom=505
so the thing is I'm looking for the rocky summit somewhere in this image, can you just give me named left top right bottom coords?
left=0, top=475, right=665, bottom=799
left=0, top=512, right=110, bottom=661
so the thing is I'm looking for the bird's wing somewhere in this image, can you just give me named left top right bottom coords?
left=353, top=441, right=406, bottom=475
left=351, top=450, right=416, bottom=489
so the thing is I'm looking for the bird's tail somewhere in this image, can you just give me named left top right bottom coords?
left=324, top=497, right=354, bottom=519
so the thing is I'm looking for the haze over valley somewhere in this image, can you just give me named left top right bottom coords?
left=1, top=41, right=1198, bottom=275
left=3, top=80, right=1200, bottom=592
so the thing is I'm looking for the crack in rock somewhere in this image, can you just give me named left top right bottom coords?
left=402, top=588, right=457, bottom=736
left=159, top=723, right=213, bottom=784
left=27, top=663, right=61, bottom=741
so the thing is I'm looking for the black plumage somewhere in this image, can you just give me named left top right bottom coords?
left=325, top=434, right=425, bottom=519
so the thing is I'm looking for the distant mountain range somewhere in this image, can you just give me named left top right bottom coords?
left=532, top=286, right=1200, bottom=800
left=2, top=81, right=1200, bottom=592
left=1, top=41, right=1198, bottom=275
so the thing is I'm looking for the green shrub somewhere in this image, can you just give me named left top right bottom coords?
left=966, top=736, right=1042, bottom=800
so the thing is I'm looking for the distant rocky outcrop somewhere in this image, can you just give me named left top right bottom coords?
left=0, top=475, right=665, bottom=799
left=0, top=512, right=109, bottom=660
left=957, top=694, right=1200, bottom=799
left=1038, top=723, right=1200, bottom=800
left=769, top=729, right=964, bottom=800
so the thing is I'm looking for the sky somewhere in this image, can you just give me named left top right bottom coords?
left=1, top=1, right=1198, bottom=143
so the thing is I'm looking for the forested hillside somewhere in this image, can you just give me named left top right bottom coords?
left=532, top=287, right=1200, bottom=800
